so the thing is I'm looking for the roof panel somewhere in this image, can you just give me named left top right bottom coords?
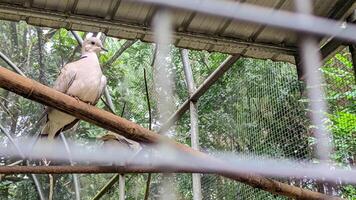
left=114, top=2, right=151, bottom=22
left=75, top=0, right=111, bottom=18
left=0, top=0, right=353, bottom=63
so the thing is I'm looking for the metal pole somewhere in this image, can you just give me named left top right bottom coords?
left=295, top=0, right=332, bottom=161
left=119, top=174, right=125, bottom=200
left=180, top=49, right=202, bottom=200
left=348, top=44, right=356, bottom=83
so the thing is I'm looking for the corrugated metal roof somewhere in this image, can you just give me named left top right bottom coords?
left=0, top=0, right=354, bottom=63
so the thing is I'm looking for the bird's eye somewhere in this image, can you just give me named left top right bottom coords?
left=91, top=41, right=95, bottom=45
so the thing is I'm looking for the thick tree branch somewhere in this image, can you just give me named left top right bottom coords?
left=91, top=174, right=121, bottom=200
left=103, top=40, right=137, bottom=67
left=36, top=27, right=46, bottom=84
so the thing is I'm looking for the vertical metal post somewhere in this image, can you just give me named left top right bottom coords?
left=348, top=44, right=356, bottom=83
left=295, top=0, right=332, bottom=161
left=180, top=49, right=202, bottom=200
left=119, top=174, right=125, bottom=200
left=348, top=10, right=356, bottom=83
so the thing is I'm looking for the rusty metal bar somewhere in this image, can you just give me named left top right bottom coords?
left=0, top=164, right=344, bottom=200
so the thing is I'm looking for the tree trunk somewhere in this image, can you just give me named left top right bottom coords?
left=36, top=27, right=46, bottom=85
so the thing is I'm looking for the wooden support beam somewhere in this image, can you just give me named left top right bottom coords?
left=0, top=66, right=342, bottom=200
left=91, top=174, right=120, bottom=200
left=0, top=3, right=297, bottom=58
left=320, top=9, right=356, bottom=62
left=159, top=54, right=241, bottom=133
left=320, top=39, right=345, bottom=62
left=326, top=0, right=355, bottom=20
left=181, top=49, right=202, bottom=200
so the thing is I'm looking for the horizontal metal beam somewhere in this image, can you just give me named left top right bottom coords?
left=320, top=40, right=345, bottom=62
left=326, top=0, right=355, bottom=20
left=136, top=0, right=356, bottom=43
left=0, top=2, right=296, bottom=58
left=320, top=9, right=356, bottom=62
left=159, top=54, right=240, bottom=133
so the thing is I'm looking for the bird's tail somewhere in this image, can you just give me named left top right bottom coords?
left=40, top=122, right=58, bottom=140
left=41, top=122, right=50, bottom=137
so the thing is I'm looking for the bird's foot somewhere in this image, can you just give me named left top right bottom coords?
left=69, top=94, right=81, bottom=103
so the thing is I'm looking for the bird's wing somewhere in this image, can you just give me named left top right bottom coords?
left=38, top=64, right=77, bottom=123
left=53, top=64, right=77, bottom=93
left=51, top=73, right=105, bottom=137
left=93, top=75, right=107, bottom=105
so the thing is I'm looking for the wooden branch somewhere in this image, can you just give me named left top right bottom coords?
left=0, top=66, right=341, bottom=200
left=143, top=67, right=152, bottom=200
left=59, top=133, right=81, bottom=200
left=103, top=40, right=137, bottom=67
left=36, top=27, right=46, bottom=84
left=91, top=174, right=120, bottom=200
left=31, top=29, right=57, bottom=55
left=119, top=174, right=125, bottom=200
left=48, top=174, right=54, bottom=200
left=159, top=54, right=241, bottom=133
left=0, top=51, right=26, bottom=77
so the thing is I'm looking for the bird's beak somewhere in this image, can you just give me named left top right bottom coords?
left=101, top=47, right=108, bottom=52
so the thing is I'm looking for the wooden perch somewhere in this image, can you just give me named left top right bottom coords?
left=0, top=66, right=342, bottom=200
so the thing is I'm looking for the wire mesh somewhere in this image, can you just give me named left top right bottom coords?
left=0, top=0, right=355, bottom=199
left=184, top=58, right=304, bottom=199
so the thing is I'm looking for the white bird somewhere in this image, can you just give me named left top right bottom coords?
left=41, top=37, right=108, bottom=139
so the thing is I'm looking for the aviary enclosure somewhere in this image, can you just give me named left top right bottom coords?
left=0, top=0, right=355, bottom=199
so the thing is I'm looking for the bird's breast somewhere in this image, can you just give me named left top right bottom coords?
left=66, top=69, right=103, bottom=103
